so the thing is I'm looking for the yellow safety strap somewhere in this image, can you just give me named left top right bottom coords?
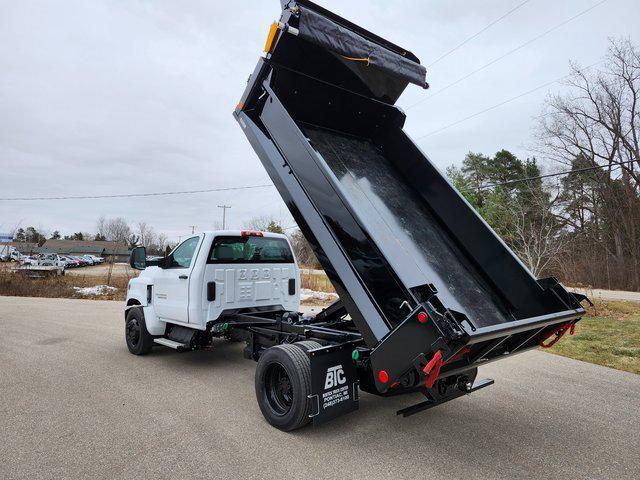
left=341, top=55, right=371, bottom=66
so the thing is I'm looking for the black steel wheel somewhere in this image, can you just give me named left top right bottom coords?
left=264, top=362, right=294, bottom=416
left=125, top=307, right=153, bottom=355
left=255, top=344, right=313, bottom=431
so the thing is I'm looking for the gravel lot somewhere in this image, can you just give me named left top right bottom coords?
left=1, top=296, right=639, bottom=480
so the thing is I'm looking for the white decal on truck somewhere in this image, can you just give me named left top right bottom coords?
left=324, top=365, right=346, bottom=390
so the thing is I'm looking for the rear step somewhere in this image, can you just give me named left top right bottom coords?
left=153, top=338, right=190, bottom=351
left=396, top=378, right=495, bottom=417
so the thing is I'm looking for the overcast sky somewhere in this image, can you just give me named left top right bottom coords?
left=1, top=0, right=638, bottom=241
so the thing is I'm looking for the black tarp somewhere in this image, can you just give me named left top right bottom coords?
left=296, top=6, right=427, bottom=89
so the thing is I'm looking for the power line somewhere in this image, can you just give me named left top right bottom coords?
left=428, top=0, right=533, bottom=68
left=407, top=0, right=607, bottom=110
left=0, top=184, right=274, bottom=201
left=414, top=60, right=602, bottom=140
left=461, top=159, right=638, bottom=192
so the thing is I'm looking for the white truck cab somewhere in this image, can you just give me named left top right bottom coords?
left=125, top=230, right=300, bottom=342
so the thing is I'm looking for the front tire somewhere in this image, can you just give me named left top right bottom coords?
left=255, top=344, right=313, bottom=431
left=125, top=307, right=153, bottom=355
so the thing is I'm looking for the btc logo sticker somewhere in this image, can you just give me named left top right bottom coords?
left=324, top=365, right=346, bottom=389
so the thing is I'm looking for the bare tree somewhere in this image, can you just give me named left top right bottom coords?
left=97, top=217, right=131, bottom=244
left=288, top=229, right=319, bottom=268
left=536, top=38, right=639, bottom=184
left=536, top=38, right=640, bottom=289
left=152, top=233, right=169, bottom=255
left=243, top=215, right=284, bottom=233
left=136, top=221, right=157, bottom=248
left=96, top=216, right=107, bottom=239
left=508, top=186, right=567, bottom=277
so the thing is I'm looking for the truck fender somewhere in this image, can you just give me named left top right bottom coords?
left=125, top=280, right=165, bottom=336
left=124, top=302, right=166, bottom=336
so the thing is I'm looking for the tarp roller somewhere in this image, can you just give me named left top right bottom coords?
left=293, top=6, right=428, bottom=88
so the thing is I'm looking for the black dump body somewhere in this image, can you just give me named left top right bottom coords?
left=235, top=0, right=585, bottom=393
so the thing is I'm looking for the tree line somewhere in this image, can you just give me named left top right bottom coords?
left=449, top=39, right=640, bottom=291
left=12, top=216, right=172, bottom=255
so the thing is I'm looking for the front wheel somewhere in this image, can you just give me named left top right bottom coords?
left=255, top=344, right=314, bottom=431
left=125, top=308, right=153, bottom=355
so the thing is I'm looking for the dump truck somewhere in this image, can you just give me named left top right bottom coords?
left=125, top=0, right=588, bottom=431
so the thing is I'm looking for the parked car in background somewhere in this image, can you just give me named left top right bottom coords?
left=88, top=255, right=104, bottom=264
left=38, top=253, right=66, bottom=269
left=19, top=253, right=65, bottom=277
left=82, top=255, right=95, bottom=265
left=65, top=256, right=81, bottom=268
left=59, top=256, right=74, bottom=268
left=76, top=256, right=90, bottom=266
left=20, top=256, right=39, bottom=266
left=66, top=256, right=80, bottom=266
left=10, top=251, right=26, bottom=263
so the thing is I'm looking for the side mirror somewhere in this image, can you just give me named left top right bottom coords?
left=129, top=246, right=147, bottom=270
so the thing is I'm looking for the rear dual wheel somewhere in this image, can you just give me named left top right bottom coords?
left=254, top=341, right=321, bottom=431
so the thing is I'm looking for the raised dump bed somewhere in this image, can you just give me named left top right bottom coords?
left=235, top=1, right=586, bottom=400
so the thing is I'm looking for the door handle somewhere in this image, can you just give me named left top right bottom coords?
left=178, top=275, right=188, bottom=279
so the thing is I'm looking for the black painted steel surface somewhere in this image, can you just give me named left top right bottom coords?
left=303, top=126, right=508, bottom=328
left=235, top=1, right=585, bottom=392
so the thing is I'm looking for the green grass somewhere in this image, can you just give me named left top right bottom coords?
left=547, top=300, right=640, bottom=375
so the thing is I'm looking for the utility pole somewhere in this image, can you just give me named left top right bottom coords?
left=217, top=205, right=231, bottom=229
left=189, top=225, right=197, bottom=234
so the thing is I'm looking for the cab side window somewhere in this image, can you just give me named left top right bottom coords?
left=168, top=236, right=199, bottom=268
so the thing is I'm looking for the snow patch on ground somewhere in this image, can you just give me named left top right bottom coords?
left=73, top=285, right=118, bottom=296
left=300, top=288, right=338, bottom=303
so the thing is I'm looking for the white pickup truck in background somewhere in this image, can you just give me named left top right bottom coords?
left=125, top=230, right=300, bottom=354
left=18, top=253, right=66, bottom=277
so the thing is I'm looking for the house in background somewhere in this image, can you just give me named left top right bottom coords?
left=0, top=242, right=39, bottom=256
left=38, top=240, right=130, bottom=262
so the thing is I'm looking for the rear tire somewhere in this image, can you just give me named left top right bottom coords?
left=125, top=307, right=153, bottom=355
left=255, top=344, right=314, bottom=431
left=294, top=340, right=323, bottom=351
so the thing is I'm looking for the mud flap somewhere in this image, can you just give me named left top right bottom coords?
left=307, top=344, right=359, bottom=425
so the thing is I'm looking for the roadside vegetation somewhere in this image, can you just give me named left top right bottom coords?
left=546, top=300, right=640, bottom=375
left=0, top=263, right=333, bottom=303
left=0, top=264, right=133, bottom=301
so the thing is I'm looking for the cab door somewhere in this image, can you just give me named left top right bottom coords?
left=154, top=236, right=201, bottom=323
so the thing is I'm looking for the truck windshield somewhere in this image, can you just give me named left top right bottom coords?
left=208, top=236, right=294, bottom=264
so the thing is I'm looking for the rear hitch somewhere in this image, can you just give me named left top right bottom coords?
left=396, top=377, right=494, bottom=418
